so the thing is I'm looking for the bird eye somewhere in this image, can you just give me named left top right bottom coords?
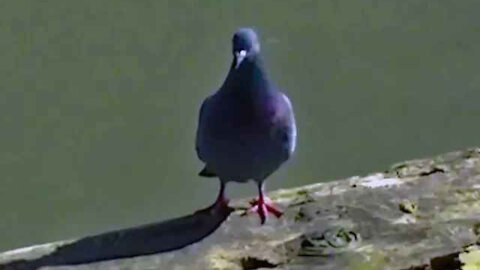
left=236, top=50, right=247, bottom=58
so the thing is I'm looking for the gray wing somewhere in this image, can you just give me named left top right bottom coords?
left=195, top=96, right=212, bottom=163
left=196, top=96, right=219, bottom=177
left=280, top=93, right=297, bottom=156
left=272, top=92, right=297, bottom=161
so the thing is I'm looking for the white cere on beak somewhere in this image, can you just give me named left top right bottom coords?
left=235, top=50, right=247, bottom=69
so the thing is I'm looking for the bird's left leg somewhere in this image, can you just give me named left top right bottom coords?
left=249, top=181, right=283, bottom=224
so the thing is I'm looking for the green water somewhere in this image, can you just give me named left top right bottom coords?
left=1, top=0, right=479, bottom=251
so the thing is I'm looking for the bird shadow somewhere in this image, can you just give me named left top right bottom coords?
left=0, top=202, right=234, bottom=270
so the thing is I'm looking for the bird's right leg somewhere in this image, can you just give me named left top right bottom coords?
left=213, top=180, right=228, bottom=206
left=196, top=180, right=233, bottom=216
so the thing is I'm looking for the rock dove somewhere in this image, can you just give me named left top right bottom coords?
left=195, top=28, right=297, bottom=224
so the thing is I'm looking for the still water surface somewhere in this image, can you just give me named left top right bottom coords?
left=1, top=1, right=479, bottom=251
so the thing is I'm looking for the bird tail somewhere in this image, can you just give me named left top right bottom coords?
left=198, top=167, right=217, bottom=177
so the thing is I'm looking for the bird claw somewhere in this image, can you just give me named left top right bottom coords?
left=249, top=197, right=283, bottom=224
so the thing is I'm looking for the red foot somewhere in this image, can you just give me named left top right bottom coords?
left=249, top=196, right=283, bottom=224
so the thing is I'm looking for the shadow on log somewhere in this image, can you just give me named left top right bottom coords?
left=0, top=202, right=233, bottom=270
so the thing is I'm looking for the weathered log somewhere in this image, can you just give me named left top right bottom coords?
left=1, top=148, right=480, bottom=270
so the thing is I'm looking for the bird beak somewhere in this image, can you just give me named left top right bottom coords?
left=235, top=50, right=247, bottom=69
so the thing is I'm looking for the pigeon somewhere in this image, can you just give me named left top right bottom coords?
left=195, top=28, right=297, bottom=224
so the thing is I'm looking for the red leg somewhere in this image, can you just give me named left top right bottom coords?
left=197, top=181, right=233, bottom=216
left=249, top=182, right=283, bottom=224
left=203, top=181, right=229, bottom=211
left=214, top=181, right=228, bottom=206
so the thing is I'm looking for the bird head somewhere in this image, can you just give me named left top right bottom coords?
left=232, top=28, right=260, bottom=69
